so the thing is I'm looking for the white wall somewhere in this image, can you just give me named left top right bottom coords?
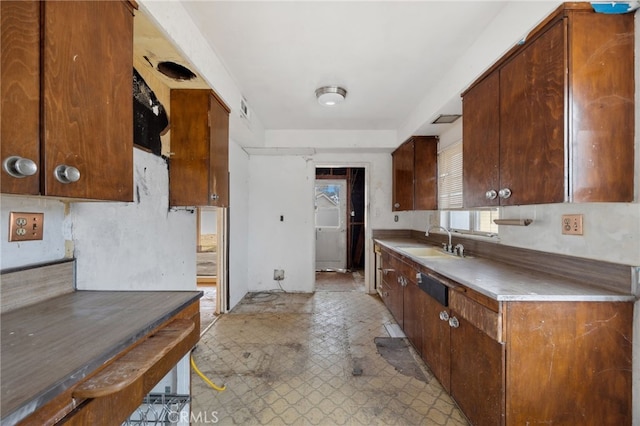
left=70, top=149, right=196, bottom=290
left=228, top=139, right=250, bottom=308
left=247, top=155, right=316, bottom=292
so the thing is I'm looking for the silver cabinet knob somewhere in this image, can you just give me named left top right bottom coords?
left=498, top=188, right=512, bottom=199
left=448, top=316, right=460, bottom=328
left=54, top=165, right=81, bottom=184
left=210, top=194, right=219, bottom=200
left=485, top=189, right=497, bottom=200
left=394, top=202, right=400, bottom=208
left=3, top=156, right=38, bottom=178
left=415, top=272, right=421, bottom=283
left=439, top=311, right=449, bottom=321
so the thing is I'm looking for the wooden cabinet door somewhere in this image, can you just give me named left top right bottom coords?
left=170, top=89, right=230, bottom=207
left=1, top=0, right=41, bottom=195
left=402, top=279, right=423, bottom=356
left=380, top=252, right=397, bottom=316
left=505, top=301, right=632, bottom=425
left=450, top=313, right=504, bottom=426
left=413, top=136, right=438, bottom=210
left=499, top=19, right=565, bottom=206
left=391, top=140, right=414, bottom=211
left=421, top=294, right=451, bottom=392
left=170, top=89, right=210, bottom=207
left=42, top=1, right=133, bottom=201
left=462, top=71, right=500, bottom=208
left=208, top=93, right=229, bottom=207
left=568, top=11, right=634, bottom=202
left=381, top=252, right=403, bottom=327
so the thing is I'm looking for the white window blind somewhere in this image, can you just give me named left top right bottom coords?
left=438, top=141, right=463, bottom=209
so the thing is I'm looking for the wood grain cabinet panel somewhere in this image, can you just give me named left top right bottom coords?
left=0, top=0, right=41, bottom=195
left=421, top=290, right=451, bottom=392
left=462, top=5, right=634, bottom=207
left=505, top=301, right=632, bottom=425
left=379, top=243, right=632, bottom=425
left=169, top=89, right=230, bottom=207
left=392, top=136, right=437, bottom=211
left=391, top=139, right=414, bottom=211
left=1, top=1, right=135, bottom=201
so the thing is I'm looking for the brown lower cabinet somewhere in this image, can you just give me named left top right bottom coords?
left=377, top=245, right=633, bottom=425
left=380, top=250, right=403, bottom=328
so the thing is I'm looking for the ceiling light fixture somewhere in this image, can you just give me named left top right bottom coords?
left=432, top=114, right=461, bottom=124
left=315, top=86, right=347, bottom=106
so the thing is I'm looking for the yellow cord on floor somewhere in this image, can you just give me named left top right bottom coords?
left=190, top=354, right=226, bottom=392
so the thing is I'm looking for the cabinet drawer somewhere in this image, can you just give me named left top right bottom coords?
left=450, top=290, right=503, bottom=342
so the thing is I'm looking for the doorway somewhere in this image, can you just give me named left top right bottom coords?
left=315, top=167, right=366, bottom=291
left=197, top=207, right=228, bottom=332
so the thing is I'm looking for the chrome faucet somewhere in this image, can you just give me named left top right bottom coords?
left=426, top=225, right=453, bottom=253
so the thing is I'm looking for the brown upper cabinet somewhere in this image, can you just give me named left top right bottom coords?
left=1, top=1, right=135, bottom=201
left=462, top=3, right=634, bottom=208
left=169, top=89, right=230, bottom=207
left=392, top=136, right=438, bottom=211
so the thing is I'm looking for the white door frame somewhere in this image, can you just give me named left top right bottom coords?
left=315, top=179, right=348, bottom=271
left=313, top=163, right=373, bottom=294
left=216, top=207, right=228, bottom=314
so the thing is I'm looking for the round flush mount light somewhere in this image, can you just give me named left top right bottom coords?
left=315, top=86, right=347, bottom=106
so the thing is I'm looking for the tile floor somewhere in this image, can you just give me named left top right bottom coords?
left=191, top=273, right=468, bottom=425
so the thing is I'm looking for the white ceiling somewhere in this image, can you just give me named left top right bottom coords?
left=181, top=1, right=516, bottom=134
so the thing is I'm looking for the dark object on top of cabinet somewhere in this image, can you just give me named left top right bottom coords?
left=133, top=68, right=169, bottom=156
left=392, top=136, right=438, bottom=211
left=462, top=3, right=634, bottom=207
left=1, top=0, right=136, bottom=201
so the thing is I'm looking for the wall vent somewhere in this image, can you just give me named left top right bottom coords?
left=240, top=98, right=251, bottom=121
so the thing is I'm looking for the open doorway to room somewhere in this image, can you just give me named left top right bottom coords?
left=315, top=167, right=366, bottom=292
left=197, top=207, right=227, bottom=332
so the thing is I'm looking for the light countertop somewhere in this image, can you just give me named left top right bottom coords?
left=375, top=238, right=635, bottom=302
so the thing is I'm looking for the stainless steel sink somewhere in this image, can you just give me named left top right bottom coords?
left=398, top=246, right=459, bottom=259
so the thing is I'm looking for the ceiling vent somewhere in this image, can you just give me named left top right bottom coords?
left=431, top=114, right=461, bottom=124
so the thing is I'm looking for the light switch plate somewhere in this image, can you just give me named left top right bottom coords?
left=562, top=214, right=583, bottom=235
left=9, top=212, right=44, bottom=242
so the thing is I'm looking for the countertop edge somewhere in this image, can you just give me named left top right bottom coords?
left=374, top=238, right=636, bottom=303
left=1, top=290, right=203, bottom=426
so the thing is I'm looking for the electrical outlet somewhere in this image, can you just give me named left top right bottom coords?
left=562, top=214, right=583, bottom=235
left=9, top=212, right=44, bottom=241
left=274, top=269, right=285, bottom=281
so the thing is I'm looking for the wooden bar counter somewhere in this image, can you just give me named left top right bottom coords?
left=1, top=290, right=202, bottom=425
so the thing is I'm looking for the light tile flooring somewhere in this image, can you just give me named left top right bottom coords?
left=191, top=275, right=468, bottom=425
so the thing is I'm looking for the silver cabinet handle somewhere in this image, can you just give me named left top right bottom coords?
left=54, top=165, right=81, bottom=184
left=382, top=268, right=395, bottom=275
left=3, top=156, right=38, bottom=178
left=448, top=316, right=460, bottom=328
left=210, top=194, right=219, bottom=200
left=485, top=189, right=497, bottom=200
left=498, top=188, right=512, bottom=199
left=439, top=311, right=449, bottom=321
left=415, top=272, right=421, bottom=283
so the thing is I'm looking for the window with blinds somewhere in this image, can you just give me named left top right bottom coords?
left=437, top=140, right=499, bottom=236
left=438, top=141, right=463, bottom=209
